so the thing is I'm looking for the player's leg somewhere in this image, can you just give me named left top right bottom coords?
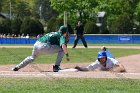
left=47, top=45, right=65, bottom=72
left=13, top=56, right=36, bottom=71
left=53, top=49, right=64, bottom=72
left=81, top=36, right=88, bottom=48
left=12, top=51, right=38, bottom=71
left=73, top=35, right=79, bottom=48
left=12, top=42, right=48, bottom=71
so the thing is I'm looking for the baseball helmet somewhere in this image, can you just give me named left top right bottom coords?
left=97, top=51, right=107, bottom=58
left=59, top=26, right=68, bottom=34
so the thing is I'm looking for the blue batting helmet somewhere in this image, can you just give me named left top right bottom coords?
left=97, top=51, right=107, bottom=58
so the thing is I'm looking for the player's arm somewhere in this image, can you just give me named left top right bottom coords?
left=62, top=44, right=70, bottom=61
left=110, top=63, right=126, bottom=72
left=75, top=66, right=89, bottom=71
left=75, top=61, right=99, bottom=71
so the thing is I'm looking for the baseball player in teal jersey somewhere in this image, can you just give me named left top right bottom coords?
left=75, top=51, right=126, bottom=72
left=12, top=26, right=70, bottom=72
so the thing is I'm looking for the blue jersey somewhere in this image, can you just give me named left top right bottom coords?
left=105, top=50, right=114, bottom=58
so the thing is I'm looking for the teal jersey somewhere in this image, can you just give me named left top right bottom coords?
left=37, top=32, right=66, bottom=46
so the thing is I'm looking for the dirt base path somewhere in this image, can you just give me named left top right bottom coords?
left=0, top=46, right=140, bottom=79
left=0, top=54, right=140, bottom=79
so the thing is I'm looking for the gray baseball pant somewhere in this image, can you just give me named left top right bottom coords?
left=15, top=41, right=64, bottom=69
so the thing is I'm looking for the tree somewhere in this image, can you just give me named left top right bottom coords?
left=32, top=0, right=58, bottom=21
left=0, top=0, right=140, bottom=34
left=11, top=17, right=22, bottom=35
left=134, top=1, right=140, bottom=33
left=109, top=13, right=133, bottom=34
left=20, top=17, right=44, bottom=36
left=134, top=1, right=140, bottom=23
left=0, top=18, right=11, bottom=34
left=1, top=0, right=31, bottom=19
left=95, top=0, right=139, bottom=34
left=84, top=21, right=99, bottom=34
left=13, top=1, right=31, bottom=18
left=47, top=17, right=63, bottom=33
left=51, top=0, right=98, bottom=24
left=0, top=0, right=4, bottom=12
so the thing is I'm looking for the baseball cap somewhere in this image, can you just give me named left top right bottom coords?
left=59, top=26, right=68, bottom=34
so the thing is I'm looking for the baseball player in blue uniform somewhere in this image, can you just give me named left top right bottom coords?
left=75, top=51, right=126, bottom=72
left=12, top=26, right=70, bottom=72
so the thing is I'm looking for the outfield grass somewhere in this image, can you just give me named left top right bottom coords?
left=0, top=48, right=140, bottom=64
left=0, top=77, right=140, bottom=93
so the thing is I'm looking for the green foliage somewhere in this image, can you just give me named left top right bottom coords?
left=51, top=0, right=140, bottom=34
left=84, top=21, right=99, bottom=34
left=47, top=17, right=74, bottom=34
left=135, top=2, right=140, bottom=22
left=95, top=0, right=140, bottom=34
left=109, top=13, right=133, bottom=34
left=47, top=17, right=63, bottom=32
left=0, top=0, right=140, bottom=34
left=20, top=17, right=44, bottom=36
left=67, top=24, right=74, bottom=34
left=51, top=0, right=97, bottom=24
left=47, top=17, right=57, bottom=33
left=0, top=18, right=11, bottom=34
left=133, top=1, right=140, bottom=33
left=13, top=1, right=31, bottom=18
left=0, top=0, right=4, bottom=12
left=11, top=18, right=22, bottom=35
left=32, top=0, right=58, bottom=21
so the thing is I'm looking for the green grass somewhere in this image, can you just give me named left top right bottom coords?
left=0, top=48, right=140, bottom=64
left=1, top=44, right=140, bottom=46
left=0, top=47, right=140, bottom=93
left=0, top=78, right=140, bottom=93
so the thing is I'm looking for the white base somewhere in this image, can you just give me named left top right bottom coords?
left=59, top=68, right=78, bottom=72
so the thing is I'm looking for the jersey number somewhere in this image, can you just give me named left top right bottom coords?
left=48, top=32, right=57, bottom=37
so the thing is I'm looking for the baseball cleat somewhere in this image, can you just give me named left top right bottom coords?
left=53, top=65, right=61, bottom=72
left=12, top=67, right=19, bottom=71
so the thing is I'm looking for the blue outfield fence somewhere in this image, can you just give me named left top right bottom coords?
left=0, top=38, right=37, bottom=44
left=69, top=34, right=140, bottom=44
left=1, top=34, right=140, bottom=44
